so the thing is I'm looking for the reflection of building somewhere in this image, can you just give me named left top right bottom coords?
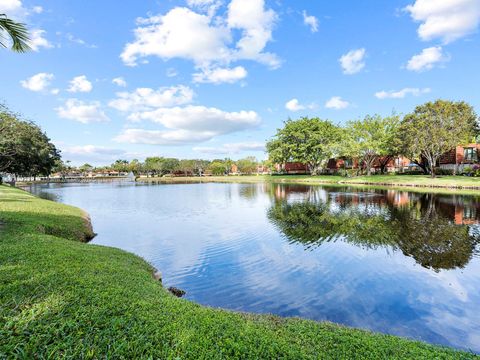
left=454, top=205, right=479, bottom=225
left=272, top=183, right=480, bottom=226
left=273, top=184, right=311, bottom=200
left=386, top=190, right=410, bottom=207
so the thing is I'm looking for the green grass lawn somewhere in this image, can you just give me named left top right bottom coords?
left=0, top=185, right=477, bottom=359
left=139, top=174, right=480, bottom=189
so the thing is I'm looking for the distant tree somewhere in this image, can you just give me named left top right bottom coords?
left=0, top=105, right=59, bottom=178
left=261, top=159, right=275, bottom=173
left=0, top=14, right=30, bottom=52
left=79, top=163, right=93, bottom=174
left=236, top=156, right=258, bottom=174
left=161, top=158, right=180, bottom=175
left=177, top=159, right=196, bottom=176
left=128, top=159, right=142, bottom=175
left=111, top=159, right=129, bottom=173
left=343, top=115, right=400, bottom=176
left=266, top=117, right=342, bottom=174
left=144, top=157, right=163, bottom=177
left=52, top=159, right=72, bottom=179
left=193, top=159, right=210, bottom=176
left=208, top=161, right=226, bottom=176
left=223, top=158, right=234, bottom=175
left=399, top=100, right=478, bottom=177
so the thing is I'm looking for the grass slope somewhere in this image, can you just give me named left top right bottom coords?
left=0, top=185, right=477, bottom=359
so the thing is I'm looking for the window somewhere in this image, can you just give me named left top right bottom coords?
left=464, top=148, right=478, bottom=162
left=463, top=206, right=476, bottom=220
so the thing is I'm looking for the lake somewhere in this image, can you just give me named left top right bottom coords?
left=25, top=181, right=480, bottom=352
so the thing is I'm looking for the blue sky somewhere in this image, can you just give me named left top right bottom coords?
left=1, top=0, right=479, bottom=165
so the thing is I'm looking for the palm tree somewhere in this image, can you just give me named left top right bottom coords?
left=0, top=14, right=30, bottom=52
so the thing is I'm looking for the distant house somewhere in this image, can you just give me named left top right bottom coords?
left=256, top=165, right=270, bottom=175
left=327, top=157, right=358, bottom=172
left=439, top=143, right=480, bottom=172
left=274, top=144, right=480, bottom=175
left=275, top=162, right=309, bottom=174
left=327, top=156, right=411, bottom=174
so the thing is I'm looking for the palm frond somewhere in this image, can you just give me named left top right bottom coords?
left=0, top=14, right=31, bottom=53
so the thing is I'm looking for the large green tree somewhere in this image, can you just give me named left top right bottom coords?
left=0, top=106, right=59, bottom=178
left=0, top=14, right=30, bottom=52
left=266, top=117, right=342, bottom=175
left=343, top=115, right=400, bottom=176
left=399, top=100, right=478, bottom=177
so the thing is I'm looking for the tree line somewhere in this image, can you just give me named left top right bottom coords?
left=267, top=100, right=479, bottom=177
left=57, top=156, right=264, bottom=178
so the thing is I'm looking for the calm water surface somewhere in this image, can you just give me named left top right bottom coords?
left=26, top=182, right=480, bottom=352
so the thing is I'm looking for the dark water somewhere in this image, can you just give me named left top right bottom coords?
left=25, top=182, right=480, bottom=352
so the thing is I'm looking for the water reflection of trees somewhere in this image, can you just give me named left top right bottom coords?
left=267, top=185, right=480, bottom=271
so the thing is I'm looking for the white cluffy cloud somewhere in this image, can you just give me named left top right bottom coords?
left=68, top=75, right=93, bottom=93
left=375, top=87, right=431, bottom=99
left=405, top=0, right=480, bottom=43
left=121, top=0, right=279, bottom=72
left=20, top=72, right=53, bottom=92
left=0, top=1, right=52, bottom=51
left=115, top=106, right=260, bottom=145
left=0, top=0, right=25, bottom=15
left=406, top=46, right=449, bottom=72
left=194, top=142, right=265, bottom=155
left=303, top=10, right=319, bottom=33
left=193, top=66, right=247, bottom=84
left=112, top=77, right=127, bottom=87
left=0, top=0, right=36, bottom=18
left=127, top=106, right=259, bottom=132
left=29, top=29, right=53, bottom=51
left=339, top=48, right=366, bottom=74
left=325, top=96, right=350, bottom=110
left=56, top=99, right=109, bottom=124
left=285, top=98, right=304, bottom=111
left=109, top=85, right=194, bottom=112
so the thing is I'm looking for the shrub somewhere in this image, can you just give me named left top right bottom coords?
left=436, top=168, right=454, bottom=176
left=462, top=166, right=473, bottom=176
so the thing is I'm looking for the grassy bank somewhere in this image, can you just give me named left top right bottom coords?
left=139, top=174, right=480, bottom=190
left=0, top=186, right=476, bottom=359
